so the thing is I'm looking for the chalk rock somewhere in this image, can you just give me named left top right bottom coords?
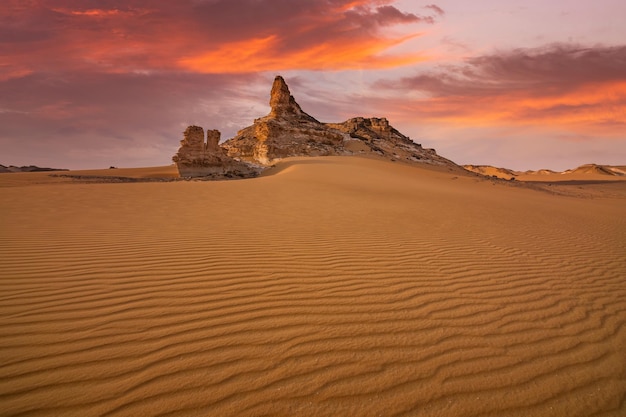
left=222, top=76, right=345, bottom=165
left=172, top=126, right=257, bottom=178
left=269, top=76, right=309, bottom=119
left=326, top=117, right=453, bottom=165
left=181, top=75, right=458, bottom=170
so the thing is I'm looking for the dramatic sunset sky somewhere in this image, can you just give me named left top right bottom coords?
left=2, top=0, right=625, bottom=170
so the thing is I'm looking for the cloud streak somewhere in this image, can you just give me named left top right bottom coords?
left=377, top=44, right=626, bottom=132
left=424, top=5, right=445, bottom=16
left=1, top=0, right=442, bottom=77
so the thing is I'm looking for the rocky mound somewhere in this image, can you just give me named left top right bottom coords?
left=174, top=76, right=457, bottom=177
left=328, top=116, right=451, bottom=165
left=0, top=164, right=68, bottom=173
left=564, top=164, right=625, bottom=176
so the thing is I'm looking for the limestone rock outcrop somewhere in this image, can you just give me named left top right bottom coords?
left=222, top=76, right=456, bottom=167
left=174, top=75, right=458, bottom=176
left=222, top=76, right=345, bottom=164
left=172, top=126, right=257, bottom=178
left=268, top=75, right=315, bottom=121
left=327, top=117, right=450, bottom=165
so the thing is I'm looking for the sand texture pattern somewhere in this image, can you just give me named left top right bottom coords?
left=1, top=157, right=625, bottom=416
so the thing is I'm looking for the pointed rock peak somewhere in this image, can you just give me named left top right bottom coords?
left=270, top=76, right=290, bottom=107
left=269, top=75, right=306, bottom=118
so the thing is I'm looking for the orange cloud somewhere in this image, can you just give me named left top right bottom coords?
left=50, top=6, right=153, bottom=21
left=57, top=9, right=123, bottom=17
left=0, top=68, right=34, bottom=82
left=378, top=44, right=626, bottom=136
left=1, top=0, right=440, bottom=77
left=339, top=0, right=383, bottom=11
left=172, top=1, right=434, bottom=72
left=412, top=80, right=625, bottom=127
left=179, top=34, right=426, bottom=72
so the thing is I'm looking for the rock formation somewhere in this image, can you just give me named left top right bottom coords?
left=326, top=117, right=449, bottom=165
left=268, top=75, right=314, bottom=120
left=0, top=164, right=68, bottom=173
left=222, top=76, right=345, bottom=165
left=174, top=75, right=457, bottom=177
left=172, top=126, right=257, bottom=178
left=222, top=76, right=455, bottom=167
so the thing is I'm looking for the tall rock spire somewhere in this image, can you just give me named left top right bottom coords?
left=268, top=75, right=312, bottom=120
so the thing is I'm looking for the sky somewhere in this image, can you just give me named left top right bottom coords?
left=1, top=0, right=625, bottom=170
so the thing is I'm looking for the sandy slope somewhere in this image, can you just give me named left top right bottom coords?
left=1, top=156, right=625, bottom=417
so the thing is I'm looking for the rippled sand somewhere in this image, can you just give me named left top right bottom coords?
left=1, top=156, right=625, bottom=416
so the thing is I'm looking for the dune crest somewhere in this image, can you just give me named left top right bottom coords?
left=464, top=163, right=626, bottom=181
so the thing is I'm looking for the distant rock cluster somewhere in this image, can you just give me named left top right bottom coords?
left=173, top=76, right=455, bottom=178
left=0, top=164, right=67, bottom=173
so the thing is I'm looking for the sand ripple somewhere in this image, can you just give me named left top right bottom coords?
left=1, top=157, right=625, bottom=416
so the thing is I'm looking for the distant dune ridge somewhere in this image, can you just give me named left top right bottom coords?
left=464, top=163, right=626, bottom=181
left=564, top=164, right=626, bottom=176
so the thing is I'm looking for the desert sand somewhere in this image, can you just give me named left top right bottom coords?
left=1, top=156, right=625, bottom=416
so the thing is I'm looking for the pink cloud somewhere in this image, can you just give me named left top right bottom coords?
left=425, top=4, right=445, bottom=16
left=383, top=44, right=626, bottom=95
left=376, top=44, right=626, bottom=130
left=1, top=0, right=443, bottom=76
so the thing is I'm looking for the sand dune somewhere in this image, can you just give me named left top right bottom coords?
left=1, top=156, right=625, bottom=416
left=563, top=164, right=626, bottom=177
left=464, top=163, right=626, bottom=183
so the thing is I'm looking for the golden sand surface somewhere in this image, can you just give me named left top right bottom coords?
left=1, top=156, right=625, bottom=416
